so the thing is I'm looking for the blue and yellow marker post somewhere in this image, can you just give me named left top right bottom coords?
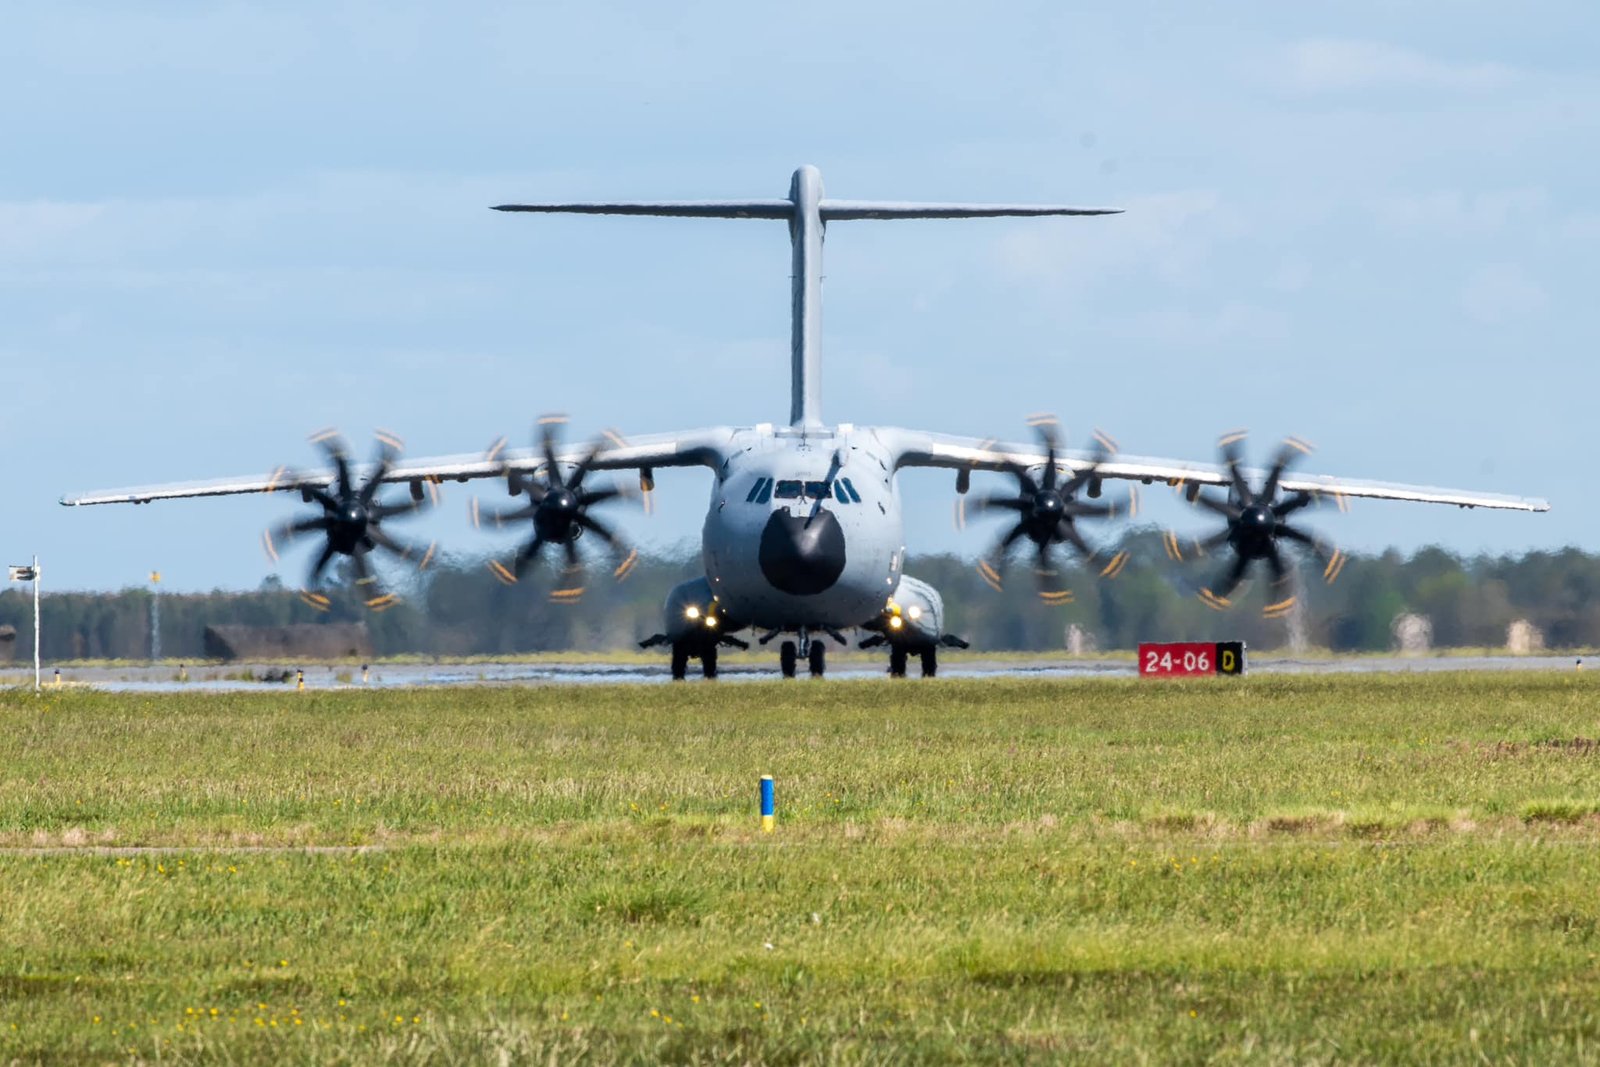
left=760, top=775, right=775, bottom=833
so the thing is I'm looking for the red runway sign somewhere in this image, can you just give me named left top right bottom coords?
left=1138, top=641, right=1246, bottom=677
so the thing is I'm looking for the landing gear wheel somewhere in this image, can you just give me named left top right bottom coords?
left=702, top=646, right=719, bottom=680
left=888, top=647, right=908, bottom=678
left=809, top=642, right=826, bottom=678
left=670, top=644, right=689, bottom=681
left=920, top=648, right=938, bottom=678
left=779, top=641, right=798, bottom=679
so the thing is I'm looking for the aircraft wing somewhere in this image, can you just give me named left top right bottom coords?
left=60, top=427, right=734, bottom=507
left=881, top=428, right=1550, bottom=513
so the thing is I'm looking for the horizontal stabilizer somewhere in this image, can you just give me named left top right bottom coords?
left=819, top=200, right=1122, bottom=220
left=492, top=199, right=1122, bottom=221
left=492, top=200, right=792, bottom=219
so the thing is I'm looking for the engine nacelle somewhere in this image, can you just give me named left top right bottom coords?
left=661, top=576, right=743, bottom=646
left=877, top=574, right=945, bottom=648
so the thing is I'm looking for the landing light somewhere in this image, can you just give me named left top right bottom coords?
left=907, top=605, right=922, bottom=620
left=705, top=615, right=719, bottom=629
left=888, top=616, right=904, bottom=631
left=685, top=606, right=701, bottom=620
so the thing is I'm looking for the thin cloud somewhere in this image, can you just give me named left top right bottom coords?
left=1286, top=39, right=1517, bottom=94
left=1461, top=263, right=1549, bottom=324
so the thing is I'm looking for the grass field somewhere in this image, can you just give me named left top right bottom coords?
left=4, top=674, right=1600, bottom=1063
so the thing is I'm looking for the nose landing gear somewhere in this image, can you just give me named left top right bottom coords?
left=769, top=628, right=840, bottom=678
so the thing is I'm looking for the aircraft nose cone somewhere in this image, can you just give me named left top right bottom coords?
left=759, top=509, right=847, bottom=596
left=1242, top=505, right=1274, bottom=532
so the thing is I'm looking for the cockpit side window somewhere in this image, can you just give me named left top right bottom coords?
left=745, top=478, right=765, bottom=503
left=834, top=481, right=849, bottom=503
left=841, top=478, right=863, bottom=503
left=755, top=478, right=773, bottom=504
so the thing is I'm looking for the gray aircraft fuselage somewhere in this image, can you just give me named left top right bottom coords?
left=700, top=425, right=903, bottom=630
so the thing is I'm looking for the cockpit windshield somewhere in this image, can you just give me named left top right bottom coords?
left=767, top=478, right=859, bottom=503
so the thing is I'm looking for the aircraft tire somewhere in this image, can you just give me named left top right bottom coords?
left=670, top=644, right=690, bottom=681
left=702, top=646, right=719, bottom=680
left=888, top=647, right=908, bottom=678
left=920, top=648, right=938, bottom=678
left=809, top=641, right=826, bottom=678
left=780, top=641, right=798, bottom=679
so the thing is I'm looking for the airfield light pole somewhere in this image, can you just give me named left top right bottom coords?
left=149, top=570, right=162, bottom=662
left=10, top=558, right=40, bottom=692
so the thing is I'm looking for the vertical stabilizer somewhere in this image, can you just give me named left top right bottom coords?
left=493, top=169, right=1120, bottom=430
left=788, top=166, right=825, bottom=428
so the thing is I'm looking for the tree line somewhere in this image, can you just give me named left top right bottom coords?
left=2, top=530, right=1596, bottom=661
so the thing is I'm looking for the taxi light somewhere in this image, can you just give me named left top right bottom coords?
left=888, top=616, right=904, bottom=631
left=705, top=615, right=719, bottom=629
left=685, top=606, right=701, bottom=620
left=907, top=605, right=923, bottom=620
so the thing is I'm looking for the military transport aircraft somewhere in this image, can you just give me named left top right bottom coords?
left=62, top=165, right=1549, bottom=679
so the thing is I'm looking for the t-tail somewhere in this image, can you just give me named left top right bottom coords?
left=494, top=166, right=1120, bottom=429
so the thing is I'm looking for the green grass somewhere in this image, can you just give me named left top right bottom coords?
left=3, top=674, right=1600, bottom=1063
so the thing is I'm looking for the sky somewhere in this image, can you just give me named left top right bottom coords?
left=2, top=1, right=1595, bottom=592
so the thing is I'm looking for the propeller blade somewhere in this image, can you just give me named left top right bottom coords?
left=1055, top=518, right=1094, bottom=560
left=359, top=436, right=400, bottom=506
left=1190, top=490, right=1242, bottom=521
left=971, top=494, right=1028, bottom=514
left=577, top=486, right=624, bottom=509
left=574, top=511, right=621, bottom=548
left=350, top=544, right=375, bottom=586
left=471, top=499, right=539, bottom=529
left=540, top=421, right=563, bottom=488
left=1218, top=432, right=1253, bottom=507
left=1273, top=491, right=1314, bottom=519
left=1207, top=553, right=1251, bottom=604
left=512, top=535, right=546, bottom=577
left=569, top=443, right=603, bottom=491
left=1279, top=524, right=1348, bottom=583
left=308, top=542, right=338, bottom=587
left=999, top=460, right=1039, bottom=497
left=313, top=434, right=354, bottom=499
left=1034, top=544, right=1074, bottom=605
left=306, top=486, right=341, bottom=514
left=1259, top=437, right=1312, bottom=505
left=995, top=521, right=1031, bottom=558
left=1266, top=542, right=1287, bottom=584
left=367, top=526, right=436, bottom=570
left=263, top=517, right=330, bottom=563
left=371, top=498, right=430, bottom=521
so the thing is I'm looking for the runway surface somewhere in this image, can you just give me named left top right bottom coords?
left=18, top=654, right=1592, bottom=691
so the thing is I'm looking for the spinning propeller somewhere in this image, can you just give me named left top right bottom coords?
left=1163, top=432, right=1348, bottom=616
left=473, top=416, right=639, bottom=602
left=959, top=417, right=1133, bottom=603
left=262, top=430, right=439, bottom=611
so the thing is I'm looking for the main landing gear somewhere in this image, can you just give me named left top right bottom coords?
left=887, top=647, right=940, bottom=678
left=644, top=632, right=746, bottom=681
